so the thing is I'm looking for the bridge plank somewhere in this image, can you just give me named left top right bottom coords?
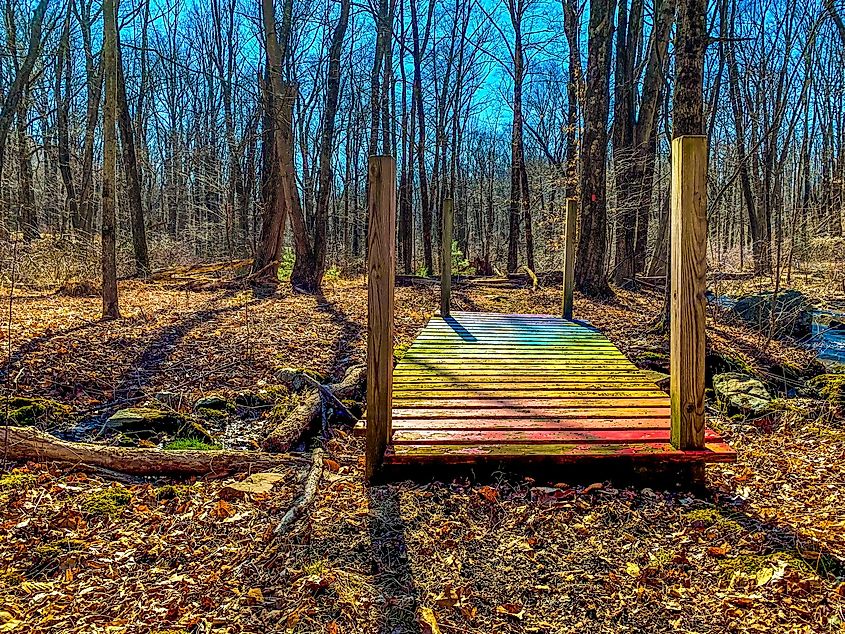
left=361, top=311, right=734, bottom=467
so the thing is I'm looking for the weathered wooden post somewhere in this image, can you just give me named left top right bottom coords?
left=366, top=156, right=396, bottom=479
left=562, top=198, right=577, bottom=320
left=440, top=197, right=453, bottom=317
left=670, top=136, right=707, bottom=450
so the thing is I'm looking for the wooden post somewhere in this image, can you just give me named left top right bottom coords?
left=440, top=197, right=453, bottom=316
left=562, top=198, right=577, bottom=320
left=670, top=136, right=707, bottom=450
left=366, top=156, right=396, bottom=479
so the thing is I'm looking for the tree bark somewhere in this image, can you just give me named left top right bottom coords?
left=0, top=427, right=303, bottom=477
left=116, top=32, right=150, bottom=277
left=101, top=0, right=120, bottom=319
left=575, top=0, right=617, bottom=297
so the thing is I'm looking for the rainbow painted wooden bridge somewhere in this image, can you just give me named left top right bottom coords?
left=355, top=311, right=735, bottom=466
left=361, top=142, right=736, bottom=478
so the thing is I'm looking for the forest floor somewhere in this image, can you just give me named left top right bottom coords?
left=0, top=275, right=844, bottom=633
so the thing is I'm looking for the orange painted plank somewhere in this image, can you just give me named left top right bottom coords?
left=386, top=441, right=737, bottom=464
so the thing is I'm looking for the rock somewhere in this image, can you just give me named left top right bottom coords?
left=219, top=472, right=287, bottom=500
left=106, top=407, right=212, bottom=441
left=194, top=395, right=229, bottom=411
left=713, top=372, right=772, bottom=414
left=1, top=397, right=74, bottom=427
left=806, top=373, right=845, bottom=405
left=154, top=391, right=182, bottom=409
left=275, top=367, right=322, bottom=391
left=731, top=290, right=813, bottom=338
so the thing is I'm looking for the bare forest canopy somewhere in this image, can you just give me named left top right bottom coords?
left=0, top=0, right=843, bottom=299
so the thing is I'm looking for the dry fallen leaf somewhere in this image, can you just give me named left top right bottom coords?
left=477, top=485, right=499, bottom=502
left=419, top=607, right=441, bottom=634
left=496, top=603, right=525, bottom=620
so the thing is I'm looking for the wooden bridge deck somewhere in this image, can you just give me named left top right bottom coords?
left=356, top=311, right=735, bottom=466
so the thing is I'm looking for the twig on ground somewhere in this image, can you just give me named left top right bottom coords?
left=275, top=447, right=324, bottom=534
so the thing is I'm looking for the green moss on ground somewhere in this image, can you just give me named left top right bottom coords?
left=393, top=342, right=412, bottom=362
left=0, top=472, right=36, bottom=490
left=0, top=569, right=22, bottom=588
left=717, top=552, right=810, bottom=578
left=80, top=487, right=131, bottom=518
left=154, top=484, right=188, bottom=501
left=162, top=438, right=221, bottom=451
left=683, top=508, right=744, bottom=535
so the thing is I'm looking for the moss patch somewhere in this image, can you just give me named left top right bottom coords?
left=717, top=552, right=811, bottom=578
left=2, top=397, right=74, bottom=427
left=683, top=508, right=744, bottom=535
left=0, top=569, right=22, bottom=588
left=0, top=472, right=37, bottom=490
left=393, top=342, right=412, bottom=363
left=162, top=438, right=221, bottom=451
left=80, top=487, right=131, bottom=518
left=807, top=373, right=845, bottom=406
left=155, top=484, right=188, bottom=501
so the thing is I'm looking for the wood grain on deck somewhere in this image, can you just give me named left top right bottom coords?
left=357, top=311, right=735, bottom=466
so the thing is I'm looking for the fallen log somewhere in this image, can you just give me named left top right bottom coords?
left=0, top=426, right=305, bottom=477
left=262, top=365, right=366, bottom=453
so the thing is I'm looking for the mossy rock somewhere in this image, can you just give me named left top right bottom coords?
left=275, top=367, right=323, bottom=391
left=236, top=385, right=289, bottom=408
left=106, top=407, right=213, bottom=442
left=340, top=399, right=364, bottom=419
left=79, top=486, right=131, bottom=518
left=194, top=395, right=229, bottom=411
left=713, top=372, right=772, bottom=414
left=807, top=373, right=845, bottom=405
left=195, top=407, right=228, bottom=420
left=2, top=397, right=74, bottom=427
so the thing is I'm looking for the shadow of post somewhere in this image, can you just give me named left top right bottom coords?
left=366, top=483, right=422, bottom=633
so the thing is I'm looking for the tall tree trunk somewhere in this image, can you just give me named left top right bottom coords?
left=305, top=0, right=351, bottom=291
left=116, top=32, right=150, bottom=276
left=102, top=0, right=120, bottom=319
left=253, top=0, right=300, bottom=281
left=411, top=0, right=434, bottom=274
left=575, top=0, right=616, bottom=297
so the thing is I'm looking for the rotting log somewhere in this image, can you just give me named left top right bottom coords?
left=0, top=426, right=305, bottom=477
left=262, top=365, right=366, bottom=452
left=670, top=136, right=707, bottom=450
left=366, top=156, right=396, bottom=480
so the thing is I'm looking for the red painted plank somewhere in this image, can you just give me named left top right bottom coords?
left=392, top=407, right=671, bottom=420
left=391, top=428, right=723, bottom=445
left=391, top=395, right=668, bottom=407
left=385, top=417, right=671, bottom=430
